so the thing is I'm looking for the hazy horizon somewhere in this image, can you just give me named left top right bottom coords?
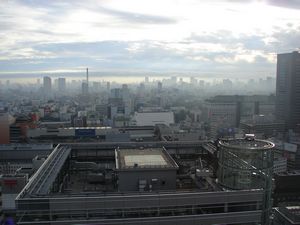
left=0, top=71, right=275, bottom=84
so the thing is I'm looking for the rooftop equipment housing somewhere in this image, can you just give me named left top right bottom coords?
left=115, top=147, right=178, bottom=192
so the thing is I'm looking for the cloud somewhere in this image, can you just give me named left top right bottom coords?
left=188, top=31, right=267, bottom=50
left=97, top=7, right=177, bottom=24
left=270, top=27, right=300, bottom=52
left=226, top=0, right=300, bottom=10
left=267, top=0, right=300, bottom=10
left=0, top=39, right=275, bottom=77
left=0, top=0, right=299, bottom=77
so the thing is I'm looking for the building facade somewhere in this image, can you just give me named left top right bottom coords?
left=57, top=78, right=66, bottom=93
left=0, top=112, right=14, bottom=144
left=43, top=76, right=52, bottom=93
left=276, top=51, right=300, bottom=130
left=14, top=142, right=270, bottom=225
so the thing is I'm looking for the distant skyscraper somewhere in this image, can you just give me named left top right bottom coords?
left=43, top=76, right=52, bottom=93
left=110, top=88, right=122, bottom=98
left=157, top=81, right=162, bottom=92
left=139, top=83, right=145, bottom=90
left=199, top=80, right=205, bottom=88
left=82, top=82, right=88, bottom=96
left=122, top=84, right=130, bottom=99
left=54, top=78, right=58, bottom=90
left=58, top=78, right=66, bottom=92
left=190, top=76, right=197, bottom=84
left=275, top=51, right=300, bottom=130
left=86, top=68, right=89, bottom=94
left=171, top=76, right=177, bottom=84
left=92, top=81, right=101, bottom=92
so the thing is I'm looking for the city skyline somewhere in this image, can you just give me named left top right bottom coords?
left=1, top=1, right=300, bottom=223
left=0, top=0, right=300, bottom=78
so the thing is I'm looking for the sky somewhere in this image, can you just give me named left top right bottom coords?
left=0, top=0, right=300, bottom=79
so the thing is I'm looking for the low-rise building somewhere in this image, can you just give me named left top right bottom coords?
left=132, top=111, right=174, bottom=126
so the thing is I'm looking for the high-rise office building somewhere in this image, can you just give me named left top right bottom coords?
left=82, top=82, right=88, bottom=96
left=110, top=88, right=122, bottom=99
left=157, top=81, right=162, bottom=92
left=276, top=51, right=300, bottom=130
left=57, top=78, right=66, bottom=92
left=85, top=68, right=89, bottom=94
left=43, top=76, right=52, bottom=93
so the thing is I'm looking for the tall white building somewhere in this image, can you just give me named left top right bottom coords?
left=43, top=76, right=52, bottom=93
left=43, top=76, right=52, bottom=99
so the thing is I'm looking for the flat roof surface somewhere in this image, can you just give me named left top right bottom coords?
left=124, top=154, right=168, bottom=167
left=116, top=148, right=177, bottom=169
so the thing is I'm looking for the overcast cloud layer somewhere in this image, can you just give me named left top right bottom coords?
left=0, top=0, right=300, bottom=78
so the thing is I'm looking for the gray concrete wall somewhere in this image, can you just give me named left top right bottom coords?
left=16, top=190, right=264, bottom=224
left=18, top=211, right=262, bottom=225
left=118, top=169, right=177, bottom=192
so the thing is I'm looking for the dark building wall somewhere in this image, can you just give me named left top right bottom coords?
left=273, top=208, right=300, bottom=225
left=273, top=173, right=300, bottom=205
left=16, top=190, right=263, bottom=225
left=118, top=169, right=177, bottom=192
left=276, top=51, right=300, bottom=130
left=239, top=122, right=285, bottom=137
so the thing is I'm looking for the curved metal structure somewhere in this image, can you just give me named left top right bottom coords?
left=218, top=138, right=274, bottom=190
left=218, top=136, right=274, bottom=224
